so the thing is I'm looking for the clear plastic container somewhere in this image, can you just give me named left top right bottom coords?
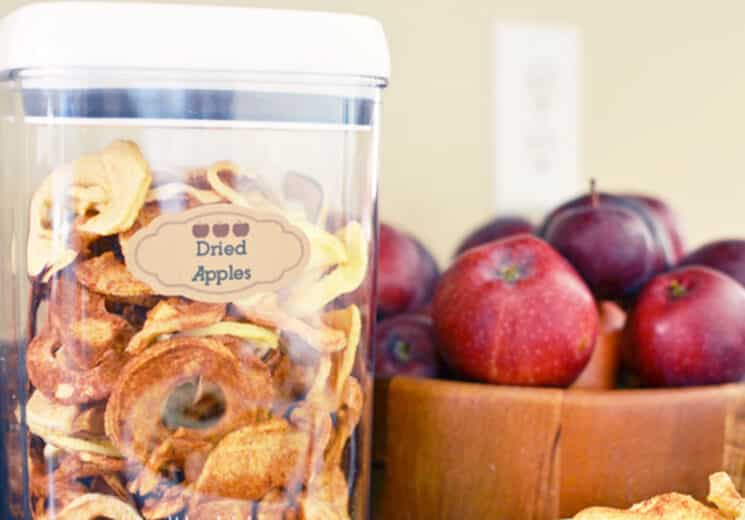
left=0, top=3, right=389, bottom=519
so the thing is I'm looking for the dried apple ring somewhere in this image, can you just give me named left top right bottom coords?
left=105, top=336, right=273, bottom=463
left=193, top=417, right=312, bottom=501
left=73, top=140, right=152, bottom=235
left=27, top=141, right=152, bottom=280
left=48, top=277, right=134, bottom=370
left=76, top=252, right=155, bottom=305
left=56, top=493, right=143, bottom=520
left=126, top=298, right=226, bottom=354
left=284, top=222, right=368, bottom=316
left=27, top=328, right=126, bottom=405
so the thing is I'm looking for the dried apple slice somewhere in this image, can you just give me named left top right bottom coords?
left=194, top=417, right=313, bottom=500
left=296, top=221, right=348, bottom=271
left=47, top=277, right=134, bottom=370
left=709, top=472, right=745, bottom=519
left=56, top=493, right=143, bottom=520
left=301, top=466, right=350, bottom=520
left=26, top=392, right=121, bottom=458
left=126, top=298, right=226, bottom=354
left=76, top=252, right=155, bottom=305
left=284, top=222, right=368, bottom=316
left=325, top=377, right=363, bottom=469
left=205, top=160, right=282, bottom=210
left=105, top=336, right=273, bottom=463
left=74, top=140, right=152, bottom=235
left=182, top=321, right=279, bottom=349
left=131, top=429, right=212, bottom=497
left=233, top=293, right=346, bottom=354
left=27, top=328, right=127, bottom=405
left=324, top=305, right=362, bottom=403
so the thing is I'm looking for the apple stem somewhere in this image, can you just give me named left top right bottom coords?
left=590, top=178, right=599, bottom=208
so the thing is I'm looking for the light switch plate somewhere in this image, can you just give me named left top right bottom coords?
left=492, top=22, right=582, bottom=215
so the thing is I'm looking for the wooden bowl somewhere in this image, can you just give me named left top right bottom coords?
left=374, top=378, right=742, bottom=519
left=371, top=301, right=745, bottom=518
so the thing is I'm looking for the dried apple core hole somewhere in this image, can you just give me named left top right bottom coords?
left=162, top=379, right=226, bottom=430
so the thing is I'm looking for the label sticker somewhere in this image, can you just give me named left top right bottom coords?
left=124, top=204, right=310, bottom=303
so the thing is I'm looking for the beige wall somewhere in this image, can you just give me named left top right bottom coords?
left=3, top=0, right=745, bottom=264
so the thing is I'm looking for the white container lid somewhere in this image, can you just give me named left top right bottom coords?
left=0, top=2, right=390, bottom=82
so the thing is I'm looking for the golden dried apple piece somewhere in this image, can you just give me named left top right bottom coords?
left=126, top=298, right=226, bottom=354
left=56, top=493, right=143, bottom=520
left=296, top=221, right=348, bottom=271
left=574, top=493, right=728, bottom=519
left=182, top=321, right=279, bottom=349
left=194, top=417, right=312, bottom=500
left=285, top=222, right=368, bottom=316
left=76, top=252, right=155, bottom=305
left=106, top=337, right=273, bottom=462
left=709, top=472, right=745, bottom=519
left=27, top=140, right=152, bottom=279
left=74, top=140, right=152, bottom=235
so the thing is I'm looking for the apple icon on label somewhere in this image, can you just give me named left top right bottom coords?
left=213, top=223, right=230, bottom=238
left=192, top=224, right=210, bottom=238
left=233, top=222, right=250, bottom=237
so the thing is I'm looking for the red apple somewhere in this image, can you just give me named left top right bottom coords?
left=454, top=216, right=533, bottom=257
left=630, top=266, right=745, bottom=386
left=377, top=223, right=439, bottom=320
left=375, top=314, right=439, bottom=378
left=679, top=239, right=745, bottom=288
left=433, top=234, right=599, bottom=386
